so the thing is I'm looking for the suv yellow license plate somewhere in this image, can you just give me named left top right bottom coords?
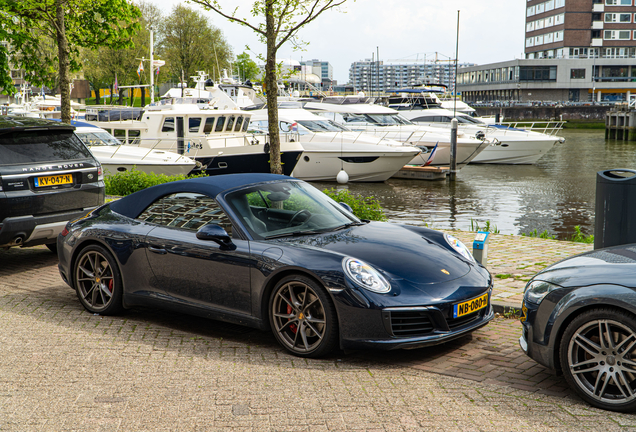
left=453, top=293, right=489, bottom=318
left=35, top=174, right=73, bottom=187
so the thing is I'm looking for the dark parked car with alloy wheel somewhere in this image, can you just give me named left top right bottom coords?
left=0, top=117, right=104, bottom=251
left=57, top=174, right=493, bottom=357
left=520, top=244, right=636, bottom=412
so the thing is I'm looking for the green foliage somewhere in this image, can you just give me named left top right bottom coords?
left=522, top=229, right=557, bottom=240
left=470, top=219, right=500, bottom=234
left=322, top=189, right=387, bottom=221
left=158, top=5, right=232, bottom=83
left=495, top=274, right=512, bottom=279
left=0, top=0, right=141, bottom=95
left=570, top=225, right=594, bottom=243
left=104, top=168, right=207, bottom=196
left=235, top=52, right=261, bottom=82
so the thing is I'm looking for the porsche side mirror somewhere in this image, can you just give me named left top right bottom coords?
left=196, top=224, right=234, bottom=249
left=339, top=202, right=353, bottom=214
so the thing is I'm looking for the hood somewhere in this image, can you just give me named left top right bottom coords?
left=534, top=244, right=636, bottom=289
left=278, top=222, right=472, bottom=285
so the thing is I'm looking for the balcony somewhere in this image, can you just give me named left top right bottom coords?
left=592, top=21, right=604, bottom=29
left=591, top=38, right=603, bottom=46
left=592, top=3, right=604, bottom=12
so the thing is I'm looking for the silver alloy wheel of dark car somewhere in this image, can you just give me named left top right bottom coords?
left=560, top=308, right=636, bottom=412
left=74, top=245, right=123, bottom=315
left=270, top=275, right=338, bottom=357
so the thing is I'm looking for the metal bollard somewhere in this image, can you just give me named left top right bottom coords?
left=472, top=231, right=490, bottom=265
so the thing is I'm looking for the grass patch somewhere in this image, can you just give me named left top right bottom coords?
left=495, top=274, right=512, bottom=279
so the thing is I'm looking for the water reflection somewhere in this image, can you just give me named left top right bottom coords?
left=311, top=129, right=636, bottom=239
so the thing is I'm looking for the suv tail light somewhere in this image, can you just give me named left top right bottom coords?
left=60, top=227, right=69, bottom=237
left=97, top=165, right=104, bottom=181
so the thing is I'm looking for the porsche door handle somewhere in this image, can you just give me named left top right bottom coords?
left=148, top=246, right=167, bottom=255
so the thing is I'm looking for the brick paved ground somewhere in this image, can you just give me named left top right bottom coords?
left=443, top=230, right=593, bottom=307
left=2, top=240, right=636, bottom=431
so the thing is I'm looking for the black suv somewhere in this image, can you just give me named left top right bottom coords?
left=0, top=117, right=104, bottom=251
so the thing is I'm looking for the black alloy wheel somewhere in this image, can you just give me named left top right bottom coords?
left=73, top=244, right=123, bottom=315
left=560, top=308, right=636, bottom=412
left=269, top=275, right=338, bottom=358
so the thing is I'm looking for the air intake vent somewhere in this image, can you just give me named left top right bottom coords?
left=390, top=310, right=434, bottom=337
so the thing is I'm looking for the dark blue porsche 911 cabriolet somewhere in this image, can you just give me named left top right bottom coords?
left=57, top=174, right=493, bottom=357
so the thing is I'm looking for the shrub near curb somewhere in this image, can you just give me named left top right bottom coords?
left=104, top=169, right=207, bottom=196
left=322, top=188, right=387, bottom=222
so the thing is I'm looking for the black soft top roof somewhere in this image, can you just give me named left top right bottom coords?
left=109, top=173, right=292, bottom=219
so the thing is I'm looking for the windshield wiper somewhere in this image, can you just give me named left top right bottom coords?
left=332, top=221, right=367, bottom=231
left=264, top=229, right=327, bottom=239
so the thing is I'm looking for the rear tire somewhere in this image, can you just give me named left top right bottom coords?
left=269, top=275, right=338, bottom=358
left=73, top=244, right=123, bottom=315
left=560, top=308, right=636, bottom=412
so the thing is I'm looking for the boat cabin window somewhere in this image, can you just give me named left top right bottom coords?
left=189, top=117, right=202, bottom=134
left=341, top=113, right=367, bottom=123
left=128, top=130, right=141, bottom=143
left=412, top=116, right=451, bottom=123
left=162, top=117, right=175, bottom=133
left=215, top=117, right=226, bottom=132
left=203, top=117, right=215, bottom=134
left=234, top=116, right=244, bottom=132
left=114, top=129, right=127, bottom=140
left=226, top=116, right=235, bottom=132
left=242, top=119, right=249, bottom=132
left=297, top=120, right=348, bottom=133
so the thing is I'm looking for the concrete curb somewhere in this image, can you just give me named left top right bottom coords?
left=492, top=300, right=523, bottom=317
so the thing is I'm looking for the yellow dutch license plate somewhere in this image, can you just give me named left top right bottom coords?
left=35, top=174, right=73, bottom=188
left=453, top=293, right=489, bottom=318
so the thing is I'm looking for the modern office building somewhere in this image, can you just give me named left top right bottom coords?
left=457, top=0, right=636, bottom=103
left=348, top=59, right=475, bottom=95
left=300, top=59, right=334, bottom=90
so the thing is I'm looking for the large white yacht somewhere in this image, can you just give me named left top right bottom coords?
left=85, top=101, right=304, bottom=176
left=395, top=107, right=565, bottom=165
left=298, top=101, right=491, bottom=168
left=249, top=109, right=421, bottom=182
left=71, top=121, right=196, bottom=177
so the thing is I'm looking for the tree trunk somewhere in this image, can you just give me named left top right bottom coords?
left=264, top=0, right=282, bottom=175
left=55, top=0, right=71, bottom=123
left=94, top=84, right=101, bottom=105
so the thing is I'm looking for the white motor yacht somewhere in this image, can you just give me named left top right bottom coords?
left=300, top=101, right=491, bottom=168
left=396, top=107, right=565, bottom=165
left=71, top=121, right=196, bottom=177
left=249, top=109, right=421, bottom=182
left=85, top=101, right=304, bottom=176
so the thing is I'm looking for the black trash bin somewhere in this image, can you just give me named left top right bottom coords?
left=594, top=169, right=636, bottom=249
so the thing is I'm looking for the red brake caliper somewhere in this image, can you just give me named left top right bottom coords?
left=108, top=279, right=114, bottom=293
left=287, top=304, right=298, bottom=333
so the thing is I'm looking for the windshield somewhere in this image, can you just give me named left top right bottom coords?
left=76, top=131, right=121, bottom=146
left=343, top=113, right=414, bottom=126
left=297, top=120, right=348, bottom=132
left=224, top=180, right=360, bottom=239
left=458, top=116, right=486, bottom=125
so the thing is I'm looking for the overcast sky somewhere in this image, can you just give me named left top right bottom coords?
left=151, top=0, right=527, bottom=83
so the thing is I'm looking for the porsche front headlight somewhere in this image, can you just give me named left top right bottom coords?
left=444, top=234, right=475, bottom=263
left=524, top=280, right=561, bottom=304
left=343, top=257, right=391, bottom=293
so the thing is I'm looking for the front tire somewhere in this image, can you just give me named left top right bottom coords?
left=73, top=244, right=123, bottom=315
left=269, top=275, right=338, bottom=358
left=560, top=308, right=636, bottom=412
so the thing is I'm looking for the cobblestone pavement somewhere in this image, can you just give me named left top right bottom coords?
left=443, top=230, right=593, bottom=307
left=3, top=241, right=636, bottom=431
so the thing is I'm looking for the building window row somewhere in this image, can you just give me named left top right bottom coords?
left=605, top=13, right=634, bottom=22
left=526, top=13, right=565, bottom=32
left=527, top=0, right=565, bottom=17
left=605, top=0, right=633, bottom=5
left=604, top=29, right=633, bottom=39
left=526, top=30, right=564, bottom=47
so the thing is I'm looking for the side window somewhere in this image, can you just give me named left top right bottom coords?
left=162, top=117, right=175, bottom=133
left=215, top=116, right=226, bottom=132
left=137, top=192, right=233, bottom=236
left=189, top=117, right=202, bottom=134
left=242, top=118, right=250, bottom=132
left=226, top=115, right=235, bottom=132
left=203, top=117, right=215, bottom=134
left=234, top=116, right=243, bottom=132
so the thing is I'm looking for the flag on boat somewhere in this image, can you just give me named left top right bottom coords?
left=291, top=122, right=298, bottom=132
left=137, top=61, right=144, bottom=77
left=423, top=142, right=439, bottom=166
left=114, top=74, right=118, bottom=94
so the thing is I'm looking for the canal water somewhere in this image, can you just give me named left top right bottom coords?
left=312, top=129, right=636, bottom=239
